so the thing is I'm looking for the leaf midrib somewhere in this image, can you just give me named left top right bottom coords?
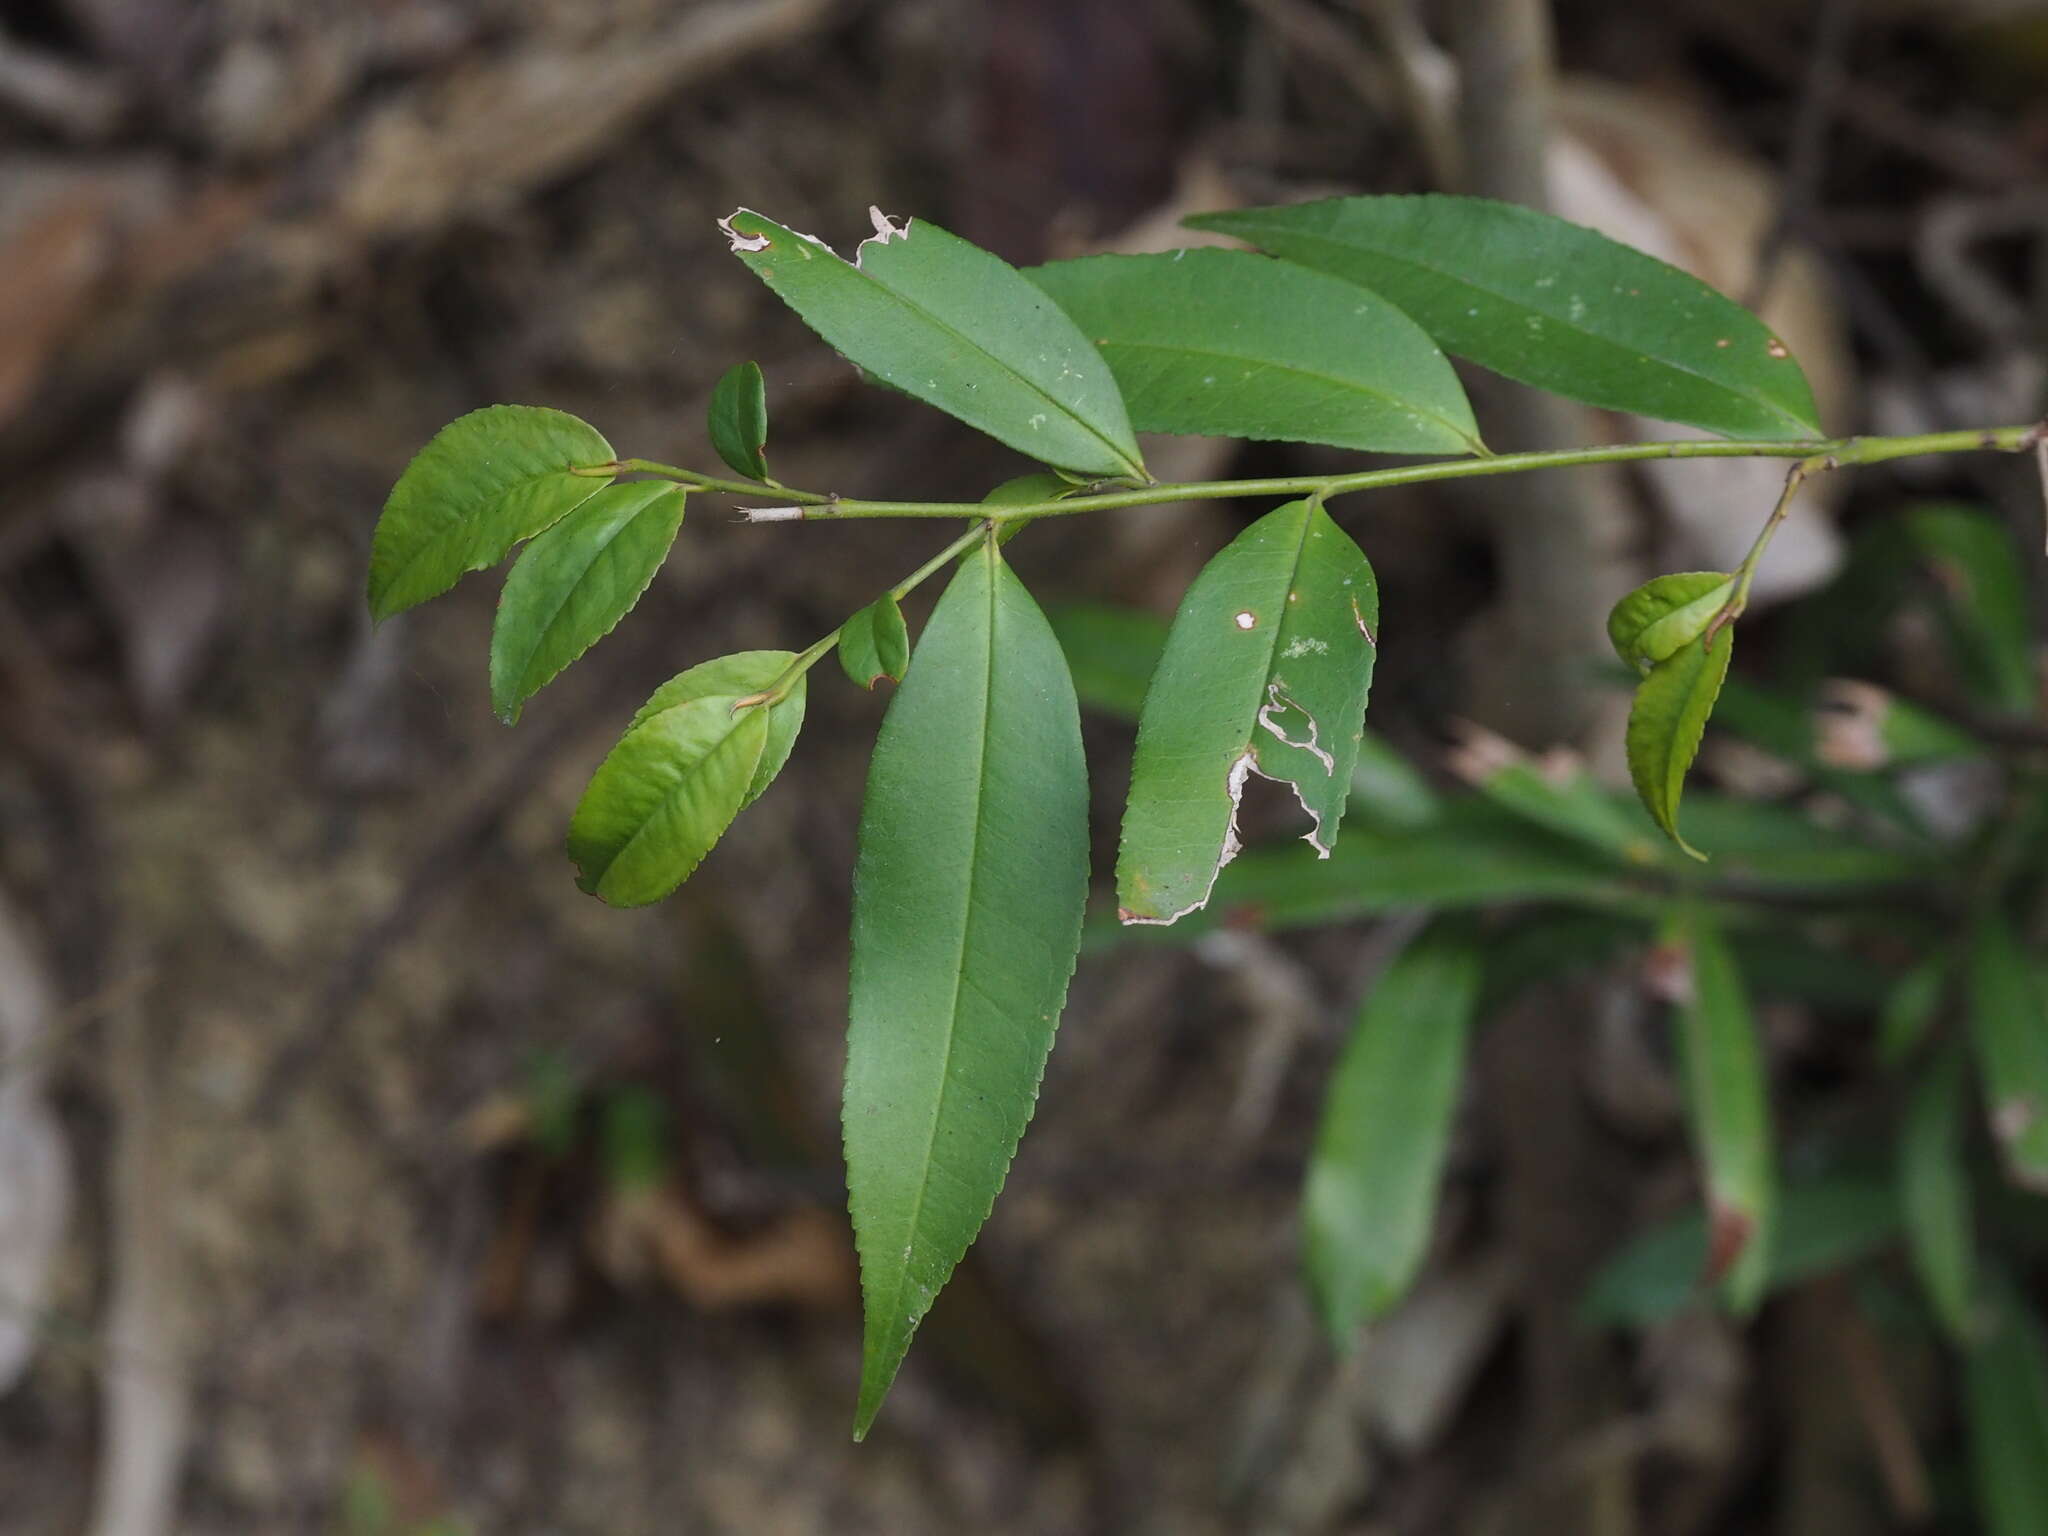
left=508, top=488, right=677, bottom=701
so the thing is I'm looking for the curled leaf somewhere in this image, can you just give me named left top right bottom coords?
left=708, top=360, right=771, bottom=482
left=838, top=594, right=910, bottom=690
left=1608, top=572, right=1734, bottom=674
left=1624, top=629, right=1733, bottom=859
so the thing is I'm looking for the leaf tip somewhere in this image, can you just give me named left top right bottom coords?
left=718, top=209, right=771, bottom=254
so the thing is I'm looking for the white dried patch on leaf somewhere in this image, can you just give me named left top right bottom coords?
left=718, top=211, right=771, bottom=253
left=1258, top=683, right=1336, bottom=776
left=865, top=205, right=911, bottom=246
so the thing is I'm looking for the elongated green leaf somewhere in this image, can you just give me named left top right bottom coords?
left=838, top=593, right=910, bottom=690
left=1625, top=630, right=1733, bottom=859
left=1969, top=911, right=2048, bottom=1192
left=369, top=405, right=615, bottom=622
left=1304, top=929, right=1481, bottom=1342
left=1900, top=1045, right=1977, bottom=1342
left=1878, top=951, right=1952, bottom=1067
left=1581, top=1175, right=1897, bottom=1328
left=1027, top=248, right=1480, bottom=455
left=1046, top=601, right=1170, bottom=720
left=1903, top=503, right=2036, bottom=714
left=489, top=481, right=687, bottom=723
left=722, top=208, right=1143, bottom=479
left=625, top=651, right=806, bottom=807
left=568, top=653, right=806, bottom=905
left=1967, top=1274, right=2048, bottom=1536
left=1117, top=499, right=1378, bottom=924
left=1449, top=724, right=1663, bottom=865
left=1608, top=573, right=1735, bottom=674
left=708, top=360, right=771, bottom=481
left=844, top=537, right=1089, bottom=1439
left=1191, top=196, right=1823, bottom=439
left=1665, top=906, right=1775, bottom=1312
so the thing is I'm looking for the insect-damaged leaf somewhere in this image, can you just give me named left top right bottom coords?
left=838, top=593, right=910, bottom=690
left=1117, top=499, right=1378, bottom=925
left=1189, top=195, right=1825, bottom=441
left=1609, top=572, right=1735, bottom=674
left=567, top=652, right=805, bottom=906
left=1625, top=629, right=1733, bottom=859
left=1968, top=910, right=2048, bottom=1193
left=1663, top=906, right=1775, bottom=1313
left=707, top=360, right=771, bottom=482
left=369, top=405, right=615, bottom=622
left=843, top=538, right=1089, bottom=1439
left=1026, top=248, right=1481, bottom=456
left=489, top=480, right=687, bottom=723
left=721, top=207, right=1144, bottom=481
left=1304, top=927, right=1482, bottom=1344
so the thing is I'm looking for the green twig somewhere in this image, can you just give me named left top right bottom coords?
left=731, top=425, right=2047, bottom=525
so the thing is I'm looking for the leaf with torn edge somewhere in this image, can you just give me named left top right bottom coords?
left=1662, top=905, right=1775, bottom=1313
left=1609, top=572, right=1735, bottom=674
left=568, top=652, right=806, bottom=906
left=370, top=404, right=615, bottom=622
left=838, top=593, right=910, bottom=690
left=1968, top=910, right=2048, bottom=1193
left=1117, top=498, right=1379, bottom=925
left=1304, top=926, right=1482, bottom=1343
left=843, top=537, right=1089, bottom=1439
left=722, top=207, right=1144, bottom=481
left=708, top=360, right=771, bottom=482
left=1624, top=629, right=1733, bottom=859
left=1189, top=195, right=1824, bottom=440
left=489, top=480, right=687, bottom=723
left=1026, top=248, right=1482, bottom=455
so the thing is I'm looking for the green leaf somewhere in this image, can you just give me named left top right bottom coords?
left=1580, top=1175, right=1897, bottom=1329
left=1046, top=600, right=1170, bottom=720
left=1449, top=726, right=1665, bottom=865
left=1878, top=951, right=1952, bottom=1067
left=1966, top=1274, right=2048, bottom=1536
left=1189, top=195, right=1824, bottom=439
left=568, top=653, right=806, bottom=905
left=488, top=481, right=687, bottom=723
left=1304, top=928, right=1482, bottom=1342
left=1900, top=1045, right=1977, bottom=1343
left=624, top=651, right=806, bottom=808
left=1117, top=499, right=1379, bottom=924
left=1903, top=503, right=2036, bottom=714
left=1624, top=630, right=1733, bottom=859
left=1665, top=905, right=1775, bottom=1312
left=600, top=1087, right=671, bottom=1193
left=1608, top=572, right=1735, bottom=674
left=369, top=405, right=616, bottom=622
left=708, top=360, right=771, bottom=481
left=722, top=208, right=1144, bottom=480
left=982, top=471, right=1074, bottom=546
left=838, top=593, right=910, bottom=690
left=1026, top=248, right=1481, bottom=455
left=1968, top=910, right=2048, bottom=1192
left=843, top=537, right=1090, bottom=1439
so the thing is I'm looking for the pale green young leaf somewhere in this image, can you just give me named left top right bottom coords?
left=1967, top=1274, right=2048, bottom=1536
left=1665, top=905, right=1775, bottom=1313
left=843, top=537, right=1089, bottom=1439
left=1189, top=196, right=1824, bottom=440
left=1304, top=928, right=1482, bottom=1343
left=707, top=360, right=771, bottom=481
left=722, top=208, right=1144, bottom=480
left=1968, top=911, right=2048, bottom=1193
left=369, top=405, right=615, bottom=622
left=567, top=698, right=768, bottom=908
left=1117, top=499, right=1378, bottom=924
left=624, top=651, right=806, bottom=808
left=1608, top=572, right=1735, bottom=674
left=488, top=481, right=687, bottom=723
left=1026, top=248, right=1481, bottom=455
left=1899, top=1045, right=1977, bottom=1343
left=1624, top=630, right=1733, bottom=859
left=838, top=593, right=910, bottom=690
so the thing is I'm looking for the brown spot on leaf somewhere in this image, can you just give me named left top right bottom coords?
left=1704, top=1199, right=1755, bottom=1285
left=1766, top=338, right=1790, bottom=359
